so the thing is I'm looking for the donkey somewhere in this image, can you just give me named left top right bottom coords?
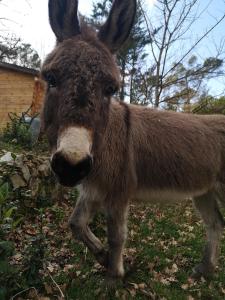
left=41, top=0, right=225, bottom=280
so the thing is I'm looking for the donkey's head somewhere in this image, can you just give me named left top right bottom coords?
left=41, top=0, right=136, bottom=187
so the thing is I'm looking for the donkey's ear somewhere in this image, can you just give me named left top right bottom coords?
left=48, top=0, right=80, bottom=42
left=98, top=0, right=136, bottom=53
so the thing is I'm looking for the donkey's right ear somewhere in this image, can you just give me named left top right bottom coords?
left=48, top=0, right=80, bottom=42
left=98, top=0, right=136, bottom=53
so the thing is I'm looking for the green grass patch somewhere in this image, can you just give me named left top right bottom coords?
left=3, top=200, right=225, bottom=299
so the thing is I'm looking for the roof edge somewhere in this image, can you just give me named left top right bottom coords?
left=0, top=61, right=40, bottom=76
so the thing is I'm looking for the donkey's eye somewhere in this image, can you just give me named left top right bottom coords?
left=104, top=85, right=117, bottom=96
left=45, top=73, right=57, bottom=88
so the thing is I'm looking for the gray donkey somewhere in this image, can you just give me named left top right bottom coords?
left=41, top=0, right=225, bottom=280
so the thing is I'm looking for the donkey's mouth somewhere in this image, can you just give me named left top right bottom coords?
left=51, top=153, right=93, bottom=187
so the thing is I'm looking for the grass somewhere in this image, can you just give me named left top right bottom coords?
left=69, top=202, right=225, bottom=299
left=5, top=199, right=225, bottom=299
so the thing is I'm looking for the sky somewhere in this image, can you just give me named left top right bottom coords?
left=1, top=0, right=92, bottom=58
left=1, top=0, right=90, bottom=58
left=0, top=0, right=156, bottom=58
left=0, top=0, right=225, bottom=95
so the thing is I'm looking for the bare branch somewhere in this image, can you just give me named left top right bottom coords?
left=163, top=12, right=225, bottom=79
left=138, top=0, right=225, bottom=108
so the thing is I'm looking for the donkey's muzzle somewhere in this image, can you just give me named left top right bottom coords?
left=51, top=152, right=93, bottom=187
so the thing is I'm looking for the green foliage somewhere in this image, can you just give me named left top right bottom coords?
left=0, top=177, right=23, bottom=300
left=0, top=182, right=17, bottom=235
left=91, top=0, right=112, bottom=21
left=0, top=214, right=45, bottom=299
left=90, top=1, right=224, bottom=108
left=1, top=181, right=225, bottom=299
left=0, top=240, right=18, bottom=300
left=163, top=56, right=224, bottom=111
left=0, top=240, right=14, bottom=258
left=15, top=42, right=41, bottom=69
left=192, top=95, right=225, bottom=114
left=0, top=182, right=9, bottom=206
left=2, top=111, right=33, bottom=150
left=69, top=187, right=80, bottom=204
left=22, top=227, right=45, bottom=288
left=0, top=150, right=68, bottom=298
left=91, top=0, right=152, bottom=102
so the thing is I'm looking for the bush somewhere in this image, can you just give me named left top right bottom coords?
left=0, top=182, right=21, bottom=300
left=2, top=111, right=33, bottom=150
left=0, top=240, right=18, bottom=300
left=0, top=181, right=22, bottom=236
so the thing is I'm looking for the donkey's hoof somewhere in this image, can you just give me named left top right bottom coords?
left=104, top=274, right=123, bottom=290
left=107, top=265, right=125, bottom=281
left=191, top=263, right=215, bottom=279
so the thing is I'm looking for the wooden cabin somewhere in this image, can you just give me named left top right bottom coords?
left=0, top=62, right=45, bottom=129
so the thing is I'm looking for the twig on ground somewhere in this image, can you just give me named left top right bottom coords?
left=10, top=287, right=38, bottom=300
left=84, top=247, right=88, bottom=261
left=47, top=270, right=65, bottom=299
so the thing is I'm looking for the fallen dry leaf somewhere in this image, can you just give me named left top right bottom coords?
left=44, top=283, right=53, bottom=294
left=181, top=283, right=189, bottom=290
left=138, top=283, right=146, bottom=289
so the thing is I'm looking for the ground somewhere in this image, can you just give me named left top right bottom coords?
left=7, top=198, right=225, bottom=300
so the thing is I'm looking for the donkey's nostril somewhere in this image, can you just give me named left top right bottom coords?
left=51, top=152, right=67, bottom=175
left=51, top=152, right=93, bottom=187
left=76, top=155, right=93, bottom=177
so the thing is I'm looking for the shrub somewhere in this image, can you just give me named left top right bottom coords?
left=2, top=111, right=33, bottom=149
left=0, top=182, right=21, bottom=300
left=0, top=240, right=18, bottom=300
left=0, top=182, right=20, bottom=236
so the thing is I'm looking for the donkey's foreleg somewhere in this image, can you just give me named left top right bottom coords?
left=68, top=195, right=107, bottom=266
left=106, top=203, right=128, bottom=278
left=193, top=191, right=224, bottom=278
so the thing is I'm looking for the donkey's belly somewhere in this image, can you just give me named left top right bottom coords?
left=132, top=188, right=207, bottom=205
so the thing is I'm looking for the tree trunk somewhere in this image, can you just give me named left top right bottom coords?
left=119, top=58, right=126, bottom=101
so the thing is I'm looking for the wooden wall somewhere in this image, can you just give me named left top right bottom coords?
left=31, top=77, right=46, bottom=116
left=0, top=67, right=45, bottom=129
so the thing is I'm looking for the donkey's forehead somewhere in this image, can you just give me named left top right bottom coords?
left=43, top=38, right=115, bottom=74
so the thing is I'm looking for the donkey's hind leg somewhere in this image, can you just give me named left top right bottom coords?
left=192, top=190, right=224, bottom=278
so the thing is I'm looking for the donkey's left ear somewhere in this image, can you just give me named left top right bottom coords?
left=98, top=0, right=136, bottom=53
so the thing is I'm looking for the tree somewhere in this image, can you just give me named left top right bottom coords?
left=139, top=0, right=225, bottom=107
left=120, top=1, right=152, bottom=103
left=0, top=35, right=41, bottom=69
left=129, top=65, right=156, bottom=105
left=0, top=0, right=40, bottom=70
left=90, top=0, right=225, bottom=108
left=162, top=56, right=223, bottom=111
left=13, top=42, right=41, bottom=69
left=91, top=0, right=151, bottom=102
left=192, top=95, right=225, bottom=114
left=91, top=0, right=112, bottom=22
left=0, top=35, right=20, bottom=61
